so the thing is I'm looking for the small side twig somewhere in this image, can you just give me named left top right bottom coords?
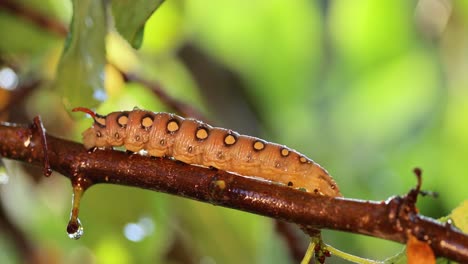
left=119, top=70, right=209, bottom=122
left=0, top=198, right=35, bottom=263
left=275, top=221, right=309, bottom=262
left=0, top=79, right=42, bottom=116
left=0, top=0, right=68, bottom=37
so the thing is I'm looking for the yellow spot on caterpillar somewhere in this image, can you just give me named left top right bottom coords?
left=117, top=115, right=128, bottom=127
left=142, top=116, right=153, bottom=128
left=135, top=135, right=141, bottom=141
left=300, top=156, right=307, bottom=163
left=280, top=148, right=289, bottom=157
left=167, top=120, right=179, bottom=132
left=224, top=134, right=236, bottom=145
left=114, top=132, right=120, bottom=139
left=95, top=116, right=106, bottom=126
left=253, top=140, right=265, bottom=151
left=196, top=128, right=209, bottom=140
left=96, top=131, right=102, bottom=137
left=188, top=146, right=193, bottom=153
left=160, top=139, right=165, bottom=146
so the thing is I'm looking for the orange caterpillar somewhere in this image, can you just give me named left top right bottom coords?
left=73, top=107, right=341, bottom=197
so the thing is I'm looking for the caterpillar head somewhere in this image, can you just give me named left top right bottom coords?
left=73, top=107, right=110, bottom=149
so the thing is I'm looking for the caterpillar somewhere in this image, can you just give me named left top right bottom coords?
left=73, top=107, right=341, bottom=197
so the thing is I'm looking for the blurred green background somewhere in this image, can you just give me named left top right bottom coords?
left=0, top=0, right=467, bottom=263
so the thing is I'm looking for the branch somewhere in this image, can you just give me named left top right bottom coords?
left=0, top=79, right=42, bottom=116
left=0, top=120, right=467, bottom=262
left=119, top=70, right=209, bottom=122
left=0, top=0, right=68, bottom=37
left=0, top=198, right=35, bottom=263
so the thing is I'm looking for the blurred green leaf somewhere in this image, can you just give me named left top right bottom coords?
left=140, top=0, right=184, bottom=55
left=451, top=200, right=468, bottom=232
left=329, top=0, right=415, bottom=70
left=95, top=236, right=132, bottom=264
left=331, top=49, right=440, bottom=150
left=111, top=0, right=165, bottom=49
left=53, top=0, right=108, bottom=110
left=0, top=12, right=58, bottom=54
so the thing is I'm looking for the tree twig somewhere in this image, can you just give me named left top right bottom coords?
left=0, top=0, right=68, bottom=37
left=275, top=220, right=309, bottom=262
left=119, top=70, right=209, bottom=122
left=0, top=120, right=467, bottom=262
left=0, top=197, right=35, bottom=263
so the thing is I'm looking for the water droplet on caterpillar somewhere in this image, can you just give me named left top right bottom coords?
left=67, top=218, right=84, bottom=239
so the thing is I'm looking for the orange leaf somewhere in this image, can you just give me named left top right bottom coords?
left=407, top=234, right=435, bottom=264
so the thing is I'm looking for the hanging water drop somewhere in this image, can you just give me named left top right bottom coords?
left=0, top=161, right=9, bottom=184
left=67, top=218, right=84, bottom=239
left=66, top=176, right=92, bottom=240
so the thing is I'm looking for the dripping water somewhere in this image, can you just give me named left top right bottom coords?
left=67, top=218, right=84, bottom=239
left=0, top=160, right=8, bottom=184
left=67, top=183, right=85, bottom=239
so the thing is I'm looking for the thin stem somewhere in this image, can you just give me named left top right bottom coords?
left=300, top=240, right=316, bottom=264
left=324, top=243, right=383, bottom=264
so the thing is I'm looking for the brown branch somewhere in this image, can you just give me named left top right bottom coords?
left=275, top=221, right=309, bottom=262
left=177, top=44, right=263, bottom=135
left=119, top=70, right=209, bottom=122
left=0, top=79, right=42, bottom=116
left=0, top=121, right=467, bottom=262
left=0, top=197, right=35, bottom=263
left=0, top=0, right=68, bottom=37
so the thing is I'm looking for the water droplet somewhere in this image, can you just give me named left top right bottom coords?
left=92, top=88, right=107, bottom=102
left=85, top=17, right=94, bottom=27
left=122, top=216, right=156, bottom=242
left=0, top=167, right=8, bottom=184
left=23, top=135, right=31, bottom=147
left=67, top=218, right=84, bottom=239
left=66, top=180, right=91, bottom=240
left=123, top=223, right=145, bottom=242
left=0, top=67, right=19, bottom=90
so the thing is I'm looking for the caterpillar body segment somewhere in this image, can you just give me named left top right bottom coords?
left=73, top=107, right=341, bottom=197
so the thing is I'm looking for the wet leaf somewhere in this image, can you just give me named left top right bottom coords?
left=111, top=0, right=165, bottom=49
left=53, top=0, right=108, bottom=111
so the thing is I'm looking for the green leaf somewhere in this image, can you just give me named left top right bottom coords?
left=53, top=0, right=108, bottom=110
left=111, top=0, right=165, bottom=49
left=450, top=200, right=468, bottom=232
left=0, top=12, right=58, bottom=55
left=329, top=0, right=415, bottom=70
